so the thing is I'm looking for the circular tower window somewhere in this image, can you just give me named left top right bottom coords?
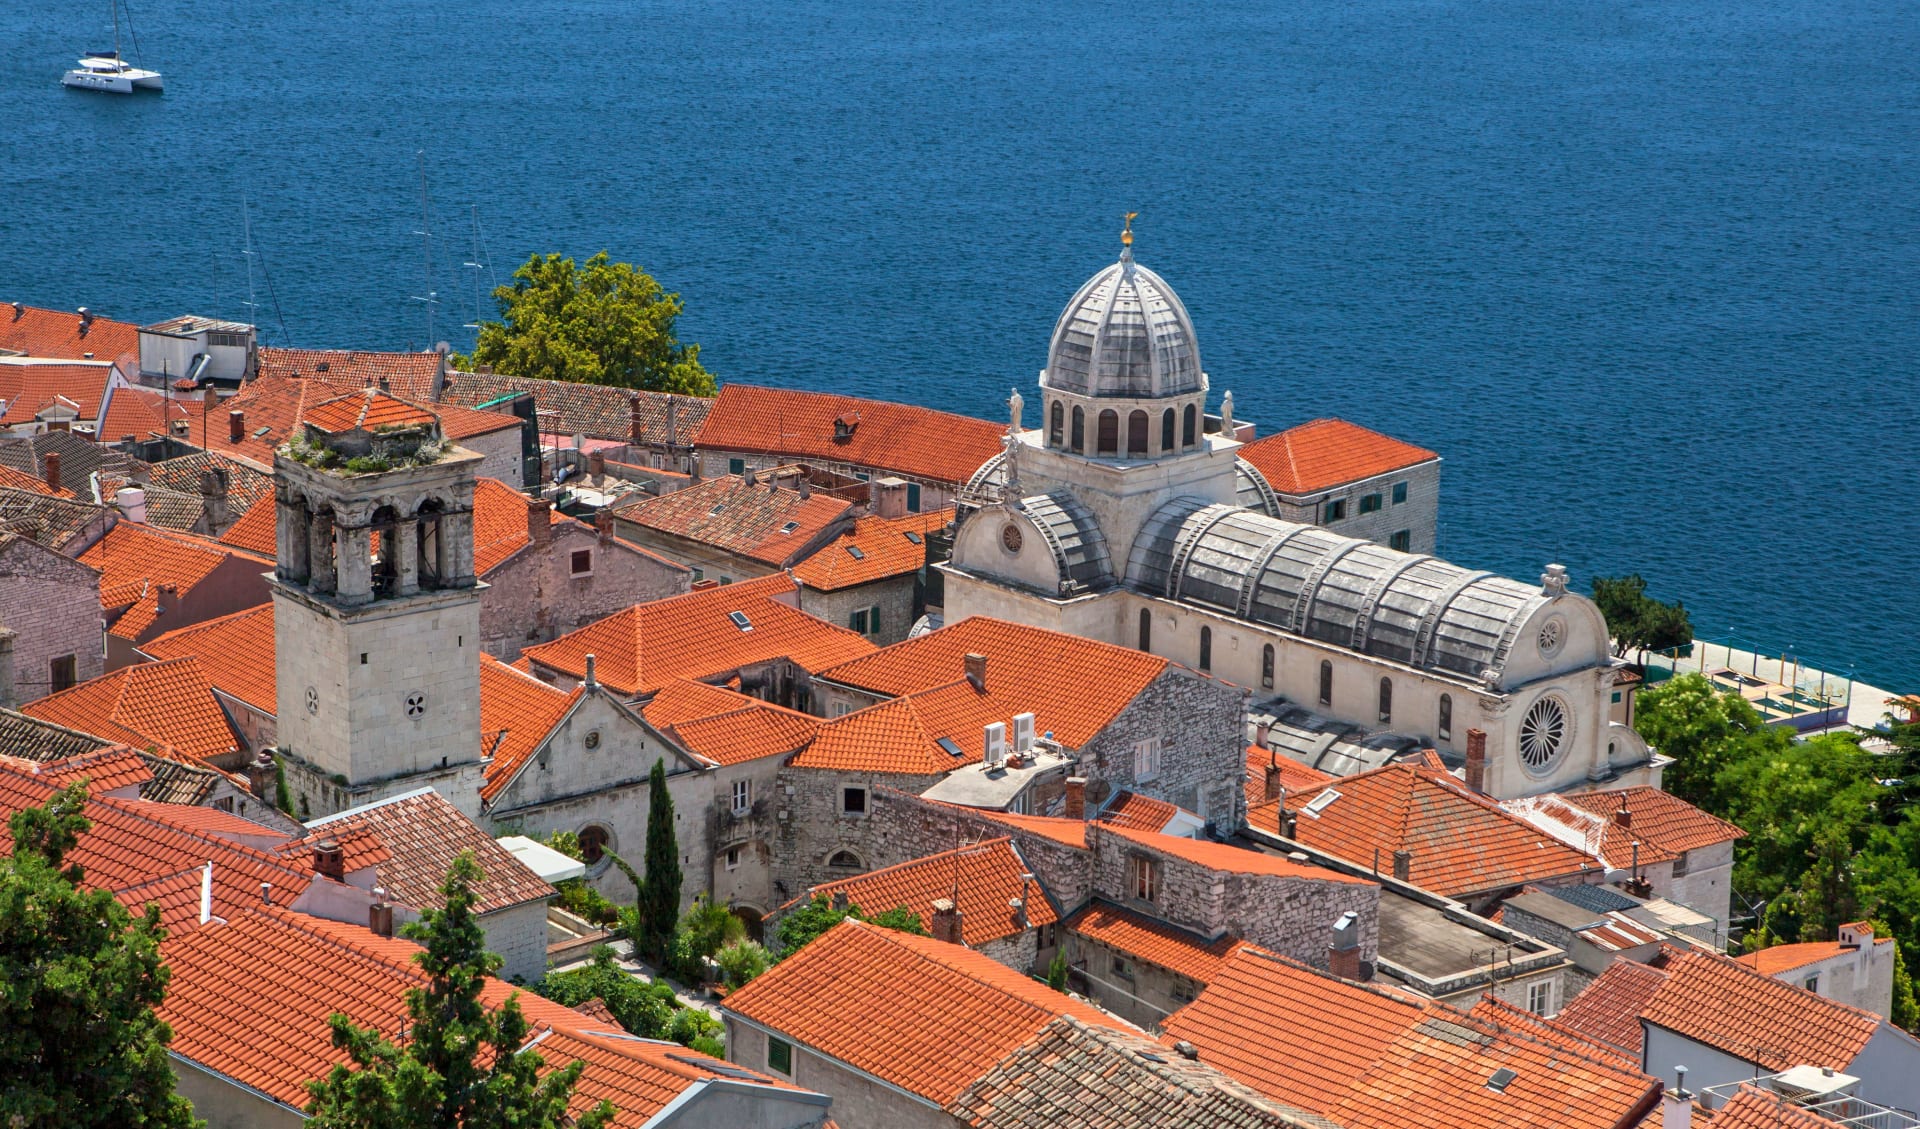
left=1519, top=695, right=1570, bottom=775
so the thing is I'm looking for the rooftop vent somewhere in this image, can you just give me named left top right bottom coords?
left=846, top=545, right=866, bottom=560
left=1301, top=789, right=1341, bottom=818
left=728, top=611, right=752, bottom=632
left=1487, top=1068, right=1518, bottom=1094
left=316, top=361, right=330, bottom=372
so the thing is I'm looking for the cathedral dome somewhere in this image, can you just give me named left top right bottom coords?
left=1044, top=247, right=1203, bottom=399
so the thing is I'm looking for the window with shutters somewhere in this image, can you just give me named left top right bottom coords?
left=1128, top=855, right=1159, bottom=903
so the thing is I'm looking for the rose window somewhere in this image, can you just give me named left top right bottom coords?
left=1519, top=696, right=1568, bottom=772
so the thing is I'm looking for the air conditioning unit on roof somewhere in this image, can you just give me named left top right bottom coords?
left=983, top=722, right=1007, bottom=769
left=1012, top=712, right=1035, bottom=753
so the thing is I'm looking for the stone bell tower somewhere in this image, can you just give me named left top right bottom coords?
left=268, top=390, right=487, bottom=819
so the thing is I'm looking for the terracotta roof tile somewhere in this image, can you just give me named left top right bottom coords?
left=1063, top=899, right=1241, bottom=982
left=1561, top=787, right=1745, bottom=854
left=257, top=347, right=444, bottom=399
left=1710, top=1086, right=1841, bottom=1129
left=0, top=304, right=139, bottom=362
left=696, top=384, right=1007, bottom=486
left=0, top=429, right=140, bottom=489
left=138, top=756, right=227, bottom=806
left=612, top=473, right=853, bottom=566
left=924, top=800, right=1091, bottom=849
left=1736, top=937, right=1893, bottom=977
left=1503, top=792, right=1681, bottom=872
left=5, top=745, right=153, bottom=794
left=21, top=656, right=240, bottom=762
left=0, top=360, right=114, bottom=427
left=471, top=477, right=564, bottom=574
left=1640, top=950, right=1881, bottom=1071
left=1097, top=791, right=1182, bottom=833
left=0, top=486, right=109, bottom=550
left=479, top=655, right=583, bottom=803
left=302, top=788, right=554, bottom=915
left=791, top=508, right=950, bottom=591
left=0, top=708, right=110, bottom=761
left=0, top=461, right=70, bottom=497
left=144, top=450, right=277, bottom=513
left=1098, top=823, right=1372, bottom=884
left=1236, top=418, right=1437, bottom=495
left=216, top=494, right=276, bottom=554
left=1290, top=762, right=1598, bottom=897
left=665, top=703, right=818, bottom=768
left=98, top=386, right=193, bottom=443
left=141, top=603, right=277, bottom=715
left=1466, top=994, right=1638, bottom=1070
left=1555, top=958, right=1669, bottom=1057
left=787, top=838, right=1057, bottom=947
left=640, top=678, right=775, bottom=729
left=521, top=574, right=875, bottom=696
left=723, top=918, right=1124, bottom=1104
left=1245, top=745, right=1333, bottom=809
left=78, top=521, right=271, bottom=641
left=302, top=387, right=440, bottom=433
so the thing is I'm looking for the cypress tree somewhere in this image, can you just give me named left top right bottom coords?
left=639, top=759, right=682, bottom=965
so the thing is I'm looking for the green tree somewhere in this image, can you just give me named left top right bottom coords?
left=713, top=941, right=771, bottom=989
left=0, top=783, right=201, bottom=1129
left=634, top=759, right=683, bottom=966
left=455, top=251, right=714, bottom=395
left=306, top=853, right=614, bottom=1129
left=536, top=947, right=673, bottom=1039
left=1635, top=673, right=1787, bottom=809
left=1046, top=948, right=1069, bottom=992
left=671, top=895, right=747, bottom=982
left=773, top=895, right=928, bottom=958
left=1590, top=574, right=1693, bottom=657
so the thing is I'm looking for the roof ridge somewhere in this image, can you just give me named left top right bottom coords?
left=840, top=919, right=1066, bottom=1025
left=806, top=837, right=1015, bottom=897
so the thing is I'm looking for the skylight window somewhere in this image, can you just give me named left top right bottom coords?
left=728, top=611, right=752, bottom=632
left=845, top=545, right=866, bottom=560
left=779, top=521, right=799, bottom=535
left=1487, top=1068, right=1518, bottom=1094
left=1301, top=789, right=1342, bottom=819
left=904, top=531, right=923, bottom=545
left=710, top=503, right=727, bottom=516
left=936, top=737, right=964, bottom=758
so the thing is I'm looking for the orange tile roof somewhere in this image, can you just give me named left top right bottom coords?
left=1163, top=946, right=1657, bottom=1129
left=723, top=918, right=1124, bottom=1104
left=1555, top=958, right=1669, bottom=1058
left=1236, top=418, right=1437, bottom=495
left=1710, top=1086, right=1840, bottom=1129
left=304, top=787, right=555, bottom=916
left=215, top=494, right=277, bottom=554
left=1290, top=762, right=1597, bottom=897
left=791, top=694, right=953, bottom=775
left=78, top=521, right=271, bottom=641
left=1096, top=791, right=1182, bottom=833
left=1736, top=937, right=1892, bottom=977
left=1561, top=787, right=1745, bottom=854
left=1063, top=899, right=1240, bottom=982
left=1097, top=823, right=1372, bottom=884
left=0, top=461, right=70, bottom=497
left=791, top=507, right=950, bottom=591
left=665, top=702, right=819, bottom=768
left=1502, top=792, right=1681, bottom=873
left=613, top=472, right=853, bottom=567
left=787, top=838, right=1057, bottom=947
left=3, top=745, right=153, bottom=794
left=926, top=800, right=1091, bottom=849
left=0, top=304, right=139, bottom=362
left=98, top=386, right=193, bottom=443
left=21, top=656, right=240, bottom=762
left=696, top=384, right=1008, bottom=486
left=134, top=801, right=290, bottom=843
left=479, top=654, right=583, bottom=804
left=639, top=677, right=775, bottom=729
left=471, top=476, right=568, bottom=574
left=0, top=361, right=114, bottom=427
left=1245, top=745, right=1335, bottom=809
left=521, top=574, right=875, bottom=696
left=1640, top=950, right=1881, bottom=1071
left=257, top=346, right=443, bottom=400
left=302, top=387, right=440, bottom=433
left=1466, top=994, right=1638, bottom=1071
left=141, top=603, right=277, bottom=714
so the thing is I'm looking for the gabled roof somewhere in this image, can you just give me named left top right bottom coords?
left=144, top=450, right=276, bottom=513
left=786, top=838, right=1057, bottom=947
left=1736, top=937, right=1893, bottom=976
left=521, top=574, right=875, bottom=696
left=663, top=701, right=819, bottom=768
left=303, top=787, right=555, bottom=916
left=1162, top=946, right=1657, bottom=1129
left=0, top=428, right=139, bottom=489
left=78, top=520, right=271, bottom=640
left=1097, top=823, right=1371, bottom=885
left=1561, top=787, right=1745, bottom=854
left=723, top=918, right=1124, bottom=1105
left=140, top=603, right=277, bottom=715
left=1556, top=959, right=1669, bottom=1059
left=0, top=303, right=139, bottom=361
left=1289, top=762, right=1597, bottom=897
left=1639, top=950, right=1882, bottom=1071
left=639, top=678, right=776, bottom=729
left=257, top=346, right=443, bottom=400
left=791, top=507, right=950, bottom=591
left=611, top=472, right=853, bottom=566
left=215, top=493, right=276, bottom=554
left=478, top=655, right=583, bottom=804
left=1096, top=791, right=1183, bottom=833
left=473, top=476, right=564, bottom=574
left=0, top=708, right=109, bottom=761
left=1063, top=899, right=1241, bottom=982
left=1709, top=1086, right=1840, bottom=1129
left=1502, top=792, right=1680, bottom=872
left=0, top=360, right=113, bottom=427
left=21, top=656, right=240, bottom=762
left=696, top=384, right=1007, bottom=486
left=0, top=460, right=70, bottom=497
left=302, top=387, right=440, bottom=433
left=0, top=485, right=109, bottom=550
left=1, top=745, right=153, bottom=794
left=1466, top=994, right=1638, bottom=1071
left=98, top=386, right=193, bottom=443
left=1235, top=419, right=1437, bottom=495
left=924, top=799, right=1091, bottom=849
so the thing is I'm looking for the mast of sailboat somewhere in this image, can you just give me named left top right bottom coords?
left=463, top=204, right=486, bottom=343
left=240, top=193, right=262, bottom=331
left=410, top=151, right=439, bottom=350
left=111, top=0, right=122, bottom=59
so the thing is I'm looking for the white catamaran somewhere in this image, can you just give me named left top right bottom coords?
left=62, top=0, right=161, bottom=93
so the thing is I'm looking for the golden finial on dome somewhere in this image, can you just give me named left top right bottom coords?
left=1121, top=211, right=1138, bottom=247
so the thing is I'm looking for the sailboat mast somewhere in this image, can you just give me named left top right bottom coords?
left=412, top=151, right=439, bottom=349
left=112, top=0, right=122, bottom=58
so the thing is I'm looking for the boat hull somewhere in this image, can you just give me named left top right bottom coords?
left=62, top=66, right=161, bottom=93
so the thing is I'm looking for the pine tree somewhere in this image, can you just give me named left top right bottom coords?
left=306, top=853, right=614, bottom=1128
left=637, top=759, right=683, bottom=965
left=0, top=783, right=201, bottom=1128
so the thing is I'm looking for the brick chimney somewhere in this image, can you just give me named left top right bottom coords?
left=588, top=449, right=606, bottom=480
left=313, top=839, right=346, bottom=883
left=1064, top=776, right=1087, bottom=820
left=595, top=508, right=613, bottom=542
left=228, top=409, right=245, bottom=444
left=1327, top=911, right=1365, bottom=981
left=1264, top=761, right=1284, bottom=802
left=41, top=451, right=60, bottom=495
left=1464, top=728, right=1487, bottom=794
left=930, top=898, right=963, bottom=945
left=1613, top=799, right=1633, bottom=830
left=369, top=899, right=395, bottom=938
left=245, top=750, right=276, bottom=799
left=1391, top=849, right=1412, bottom=883
left=527, top=497, right=552, bottom=548
left=963, top=653, right=987, bottom=692
left=629, top=394, right=645, bottom=445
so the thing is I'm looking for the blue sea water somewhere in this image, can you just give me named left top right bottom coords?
left=3, top=0, right=1917, bottom=690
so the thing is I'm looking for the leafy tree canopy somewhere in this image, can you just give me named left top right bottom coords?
left=306, top=853, right=614, bottom=1129
left=535, top=947, right=720, bottom=1056
left=774, top=894, right=928, bottom=959
left=1590, top=574, right=1693, bottom=657
left=455, top=251, right=715, bottom=395
left=0, top=783, right=201, bottom=1129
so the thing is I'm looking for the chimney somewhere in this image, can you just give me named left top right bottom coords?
left=228, top=409, right=245, bottom=444
left=1464, top=728, right=1487, bottom=794
left=588, top=449, right=606, bottom=480
left=1174, top=1041, right=1199, bottom=1060
left=260, top=881, right=272, bottom=906
left=830, top=889, right=850, bottom=912
left=583, top=653, right=598, bottom=692
left=874, top=477, right=908, bottom=519
left=116, top=486, right=147, bottom=523
left=798, top=475, right=811, bottom=500
left=1327, top=911, right=1364, bottom=981
left=527, top=497, right=552, bottom=547
left=369, top=900, right=395, bottom=938
left=1613, top=799, right=1633, bottom=829
left=246, top=750, right=276, bottom=799
left=1264, top=761, right=1284, bottom=802
left=629, top=394, right=644, bottom=445
left=199, top=861, right=213, bottom=925
left=312, top=839, right=346, bottom=883
left=594, top=508, right=613, bottom=542
left=743, top=466, right=757, bottom=485
left=930, top=898, right=963, bottom=945
left=77, top=307, right=93, bottom=334
left=0, top=628, right=15, bottom=711
left=41, top=452, right=60, bottom=495
left=1391, top=849, right=1412, bottom=882
left=199, top=468, right=230, bottom=535
left=1661, top=1067, right=1692, bottom=1129
left=963, top=652, right=987, bottom=692
left=665, top=395, right=678, bottom=448
left=154, top=584, right=181, bottom=621
left=1064, top=776, right=1087, bottom=820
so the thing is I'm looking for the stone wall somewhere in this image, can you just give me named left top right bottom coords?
left=1271, top=458, right=1441, bottom=554
left=607, top=520, right=780, bottom=586
left=861, top=787, right=1094, bottom=914
left=0, top=538, right=101, bottom=703
left=772, top=766, right=946, bottom=897
left=1064, top=927, right=1204, bottom=1030
left=1078, top=666, right=1246, bottom=830
left=481, top=523, right=688, bottom=660
left=170, top=1060, right=306, bottom=1129
left=1663, top=840, right=1734, bottom=935
left=975, top=927, right=1039, bottom=976
left=482, top=899, right=553, bottom=985
left=723, top=1014, right=953, bottom=1129
left=462, top=429, right=526, bottom=487
left=797, top=575, right=918, bottom=648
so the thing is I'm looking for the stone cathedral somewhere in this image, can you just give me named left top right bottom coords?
left=940, top=229, right=1655, bottom=801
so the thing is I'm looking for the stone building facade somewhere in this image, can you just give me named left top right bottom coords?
left=479, top=503, right=689, bottom=660
left=0, top=532, right=101, bottom=702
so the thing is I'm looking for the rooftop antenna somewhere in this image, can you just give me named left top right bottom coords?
left=239, top=193, right=262, bottom=330
left=410, top=151, right=439, bottom=350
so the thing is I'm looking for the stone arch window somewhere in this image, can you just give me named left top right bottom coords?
left=1161, top=409, right=1176, bottom=452
left=1138, top=608, right=1152, bottom=652
left=1319, top=660, right=1333, bottom=707
left=1261, top=644, right=1274, bottom=689
left=827, top=849, right=864, bottom=870
left=1049, top=400, right=1065, bottom=447
left=415, top=498, right=446, bottom=589
left=1096, top=410, right=1119, bottom=456
left=369, top=504, right=402, bottom=599
left=1071, top=406, right=1086, bottom=453
left=1182, top=404, right=1198, bottom=447
left=1438, top=693, right=1453, bottom=741
left=1378, top=677, right=1393, bottom=724
left=578, top=824, right=612, bottom=865
left=1127, top=410, right=1149, bottom=456
left=1198, top=626, right=1212, bottom=672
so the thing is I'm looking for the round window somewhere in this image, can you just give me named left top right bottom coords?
left=1000, top=522, right=1024, bottom=553
left=1537, top=616, right=1566, bottom=657
left=404, top=691, right=426, bottom=719
left=584, top=730, right=602, bottom=750
left=1519, top=695, right=1570, bottom=775
left=305, top=686, right=319, bottom=715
